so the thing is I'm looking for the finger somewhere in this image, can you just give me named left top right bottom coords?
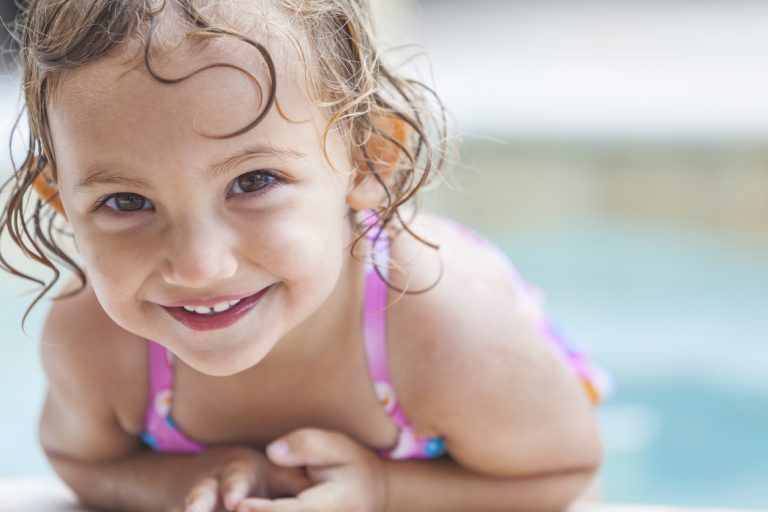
left=267, top=428, right=359, bottom=468
left=238, top=479, right=344, bottom=512
left=220, top=461, right=259, bottom=511
left=237, top=497, right=301, bottom=512
left=185, top=476, right=219, bottom=512
left=239, top=482, right=344, bottom=512
left=293, top=480, right=343, bottom=510
left=266, top=465, right=312, bottom=498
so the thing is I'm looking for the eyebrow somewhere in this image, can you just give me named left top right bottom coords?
left=75, top=143, right=307, bottom=192
left=211, top=144, right=307, bottom=177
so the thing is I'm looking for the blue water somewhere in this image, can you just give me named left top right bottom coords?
left=1, top=219, right=767, bottom=508
left=601, top=380, right=768, bottom=507
left=489, top=222, right=768, bottom=508
left=0, top=280, right=49, bottom=476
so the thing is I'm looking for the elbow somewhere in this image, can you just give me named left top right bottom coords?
left=558, top=399, right=605, bottom=475
left=557, top=424, right=603, bottom=487
left=586, top=408, right=605, bottom=471
left=537, top=414, right=604, bottom=483
left=556, top=423, right=604, bottom=509
left=542, top=408, right=605, bottom=476
left=579, top=422, right=604, bottom=474
left=44, top=451, right=117, bottom=512
left=538, top=466, right=602, bottom=512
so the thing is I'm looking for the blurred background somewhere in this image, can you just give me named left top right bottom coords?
left=2, top=0, right=767, bottom=508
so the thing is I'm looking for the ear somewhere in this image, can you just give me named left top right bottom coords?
left=346, top=114, right=409, bottom=212
left=32, top=162, right=66, bottom=217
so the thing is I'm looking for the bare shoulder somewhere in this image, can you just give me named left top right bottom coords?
left=39, top=276, right=147, bottom=459
left=41, top=277, right=148, bottom=400
left=387, top=213, right=550, bottom=404
left=388, top=214, right=600, bottom=475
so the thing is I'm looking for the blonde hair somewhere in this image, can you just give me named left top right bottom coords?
left=1, top=0, right=450, bottom=323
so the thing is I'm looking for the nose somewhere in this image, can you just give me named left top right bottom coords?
left=160, top=216, right=239, bottom=288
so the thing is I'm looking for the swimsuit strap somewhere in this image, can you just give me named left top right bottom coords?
left=361, top=213, right=446, bottom=460
left=142, top=341, right=204, bottom=454
left=362, top=218, right=411, bottom=431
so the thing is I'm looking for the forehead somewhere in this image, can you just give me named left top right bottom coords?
left=47, top=27, right=342, bottom=189
left=55, top=24, right=312, bottom=128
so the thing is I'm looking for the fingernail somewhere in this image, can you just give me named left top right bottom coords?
left=187, top=496, right=210, bottom=512
left=238, top=498, right=270, bottom=512
left=224, top=496, right=236, bottom=510
left=225, top=490, right=245, bottom=510
left=268, top=440, right=290, bottom=458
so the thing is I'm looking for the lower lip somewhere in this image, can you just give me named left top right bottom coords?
left=161, top=286, right=272, bottom=331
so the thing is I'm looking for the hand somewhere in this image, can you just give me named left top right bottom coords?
left=170, top=446, right=310, bottom=512
left=235, top=429, right=389, bottom=512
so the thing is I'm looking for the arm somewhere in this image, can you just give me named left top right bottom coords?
left=44, top=442, right=274, bottom=512
left=235, top=427, right=596, bottom=512
left=239, top=240, right=605, bottom=511
left=382, top=243, right=604, bottom=511
left=227, top=297, right=601, bottom=511
left=38, top=284, right=175, bottom=510
left=37, top=290, right=230, bottom=511
left=384, top=457, right=596, bottom=512
left=38, top=284, right=304, bottom=511
left=41, top=365, right=305, bottom=512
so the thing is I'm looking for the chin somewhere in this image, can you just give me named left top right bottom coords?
left=182, top=336, right=275, bottom=377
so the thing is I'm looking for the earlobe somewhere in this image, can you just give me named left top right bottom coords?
left=346, top=114, right=409, bottom=212
left=32, top=163, right=66, bottom=217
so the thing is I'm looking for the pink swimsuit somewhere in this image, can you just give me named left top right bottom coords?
left=142, top=216, right=609, bottom=460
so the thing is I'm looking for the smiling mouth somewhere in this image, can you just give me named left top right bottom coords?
left=161, top=285, right=273, bottom=331
left=180, top=298, right=243, bottom=315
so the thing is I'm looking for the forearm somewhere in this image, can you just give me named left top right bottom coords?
left=384, top=457, right=597, bottom=512
left=47, top=446, right=235, bottom=512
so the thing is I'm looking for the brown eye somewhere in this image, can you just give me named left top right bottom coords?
left=104, top=193, right=150, bottom=212
left=232, top=171, right=276, bottom=195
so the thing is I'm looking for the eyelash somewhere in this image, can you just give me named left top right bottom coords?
left=93, top=169, right=284, bottom=217
left=227, top=169, right=283, bottom=200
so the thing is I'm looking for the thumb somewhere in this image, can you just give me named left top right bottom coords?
left=267, top=428, right=358, bottom=468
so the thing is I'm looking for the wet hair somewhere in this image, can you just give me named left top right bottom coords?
left=0, top=0, right=450, bottom=325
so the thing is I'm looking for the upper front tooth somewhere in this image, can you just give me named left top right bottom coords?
left=212, top=301, right=231, bottom=313
left=182, top=300, right=239, bottom=314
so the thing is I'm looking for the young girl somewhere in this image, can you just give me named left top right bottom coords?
left=2, top=1, right=608, bottom=511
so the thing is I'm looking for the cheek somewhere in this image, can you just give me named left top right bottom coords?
left=244, top=177, right=351, bottom=285
left=70, top=225, right=152, bottom=313
left=253, top=216, right=346, bottom=283
left=76, top=228, right=146, bottom=278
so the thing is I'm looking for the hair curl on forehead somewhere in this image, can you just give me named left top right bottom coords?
left=1, top=0, right=451, bottom=326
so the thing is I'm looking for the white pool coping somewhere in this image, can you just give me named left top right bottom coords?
left=0, top=477, right=764, bottom=512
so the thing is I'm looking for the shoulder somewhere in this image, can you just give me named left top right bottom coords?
left=387, top=214, right=601, bottom=475
left=41, top=276, right=147, bottom=393
left=387, top=213, right=541, bottom=365
left=387, top=213, right=550, bottom=408
left=39, top=276, right=148, bottom=458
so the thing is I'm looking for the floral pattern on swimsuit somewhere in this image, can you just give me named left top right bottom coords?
left=362, top=215, right=446, bottom=459
left=141, top=342, right=204, bottom=454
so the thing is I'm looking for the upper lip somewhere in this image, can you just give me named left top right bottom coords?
left=159, top=290, right=260, bottom=308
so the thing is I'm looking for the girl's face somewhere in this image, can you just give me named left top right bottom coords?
left=49, top=36, right=358, bottom=376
